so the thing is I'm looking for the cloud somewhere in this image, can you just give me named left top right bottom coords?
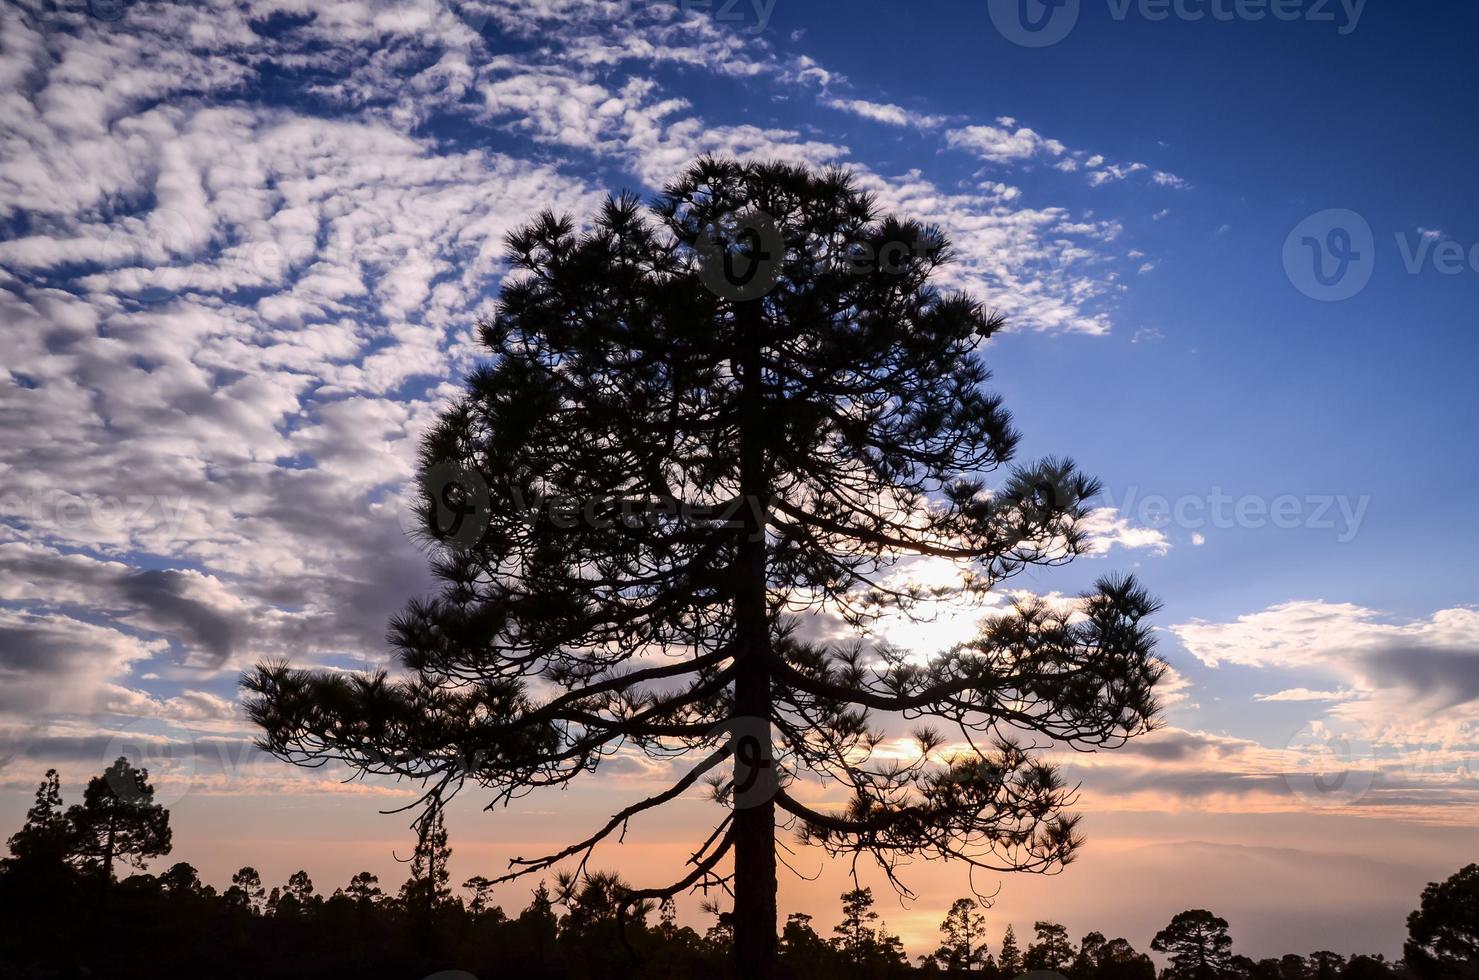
left=1254, top=688, right=1361, bottom=702
left=824, top=97, right=944, bottom=129
left=946, top=120, right=1067, bottom=165
left=1171, top=601, right=1479, bottom=735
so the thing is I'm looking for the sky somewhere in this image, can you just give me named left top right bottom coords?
left=2, top=0, right=1478, bottom=963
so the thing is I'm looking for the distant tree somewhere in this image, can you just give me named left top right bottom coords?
left=1309, top=951, right=1344, bottom=980
left=1096, top=937, right=1156, bottom=980
left=1072, top=931, right=1108, bottom=979
left=4, top=769, right=70, bottom=867
left=159, top=861, right=203, bottom=896
left=835, top=887, right=883, bottom=965
left=398, top=803, right=452, bottom=918
left=999, top=924, right=1024, bottom=976
left=1151, top=910, right=1234, bottom=980
left=244, top=157, right=1164, bottom=980
left=1405, top=863, right=1479, bottom=979
left=1026, top=920, right=1076, bottom=973
left=829, top=886, right=906, bottom=970
left=272, top=868, right=316, bottom=917
left=463, top=875, right=497, bottom=918
left=64, top=756, right=172, bottom=905
left=228, top=865, right=266, bottom=913
left=1281, top=953, right=1311, bottom=980
left=1341, top=955, right=1397, bottom=980
left=782, top=911, right=836, bottom=974
left=935, top=897, right=989, bottom=971
left=345, top=870, right=383, bottom=905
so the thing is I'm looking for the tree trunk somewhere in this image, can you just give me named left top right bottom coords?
left=732, top=297, right=777, bottom=979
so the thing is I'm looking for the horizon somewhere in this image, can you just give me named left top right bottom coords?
left=2, top=0, right=1478, bottom=973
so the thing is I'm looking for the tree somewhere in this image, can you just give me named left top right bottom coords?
left=398, top=801, right=452, bottom=949
left=245, top=157, right=1164, bottom=979
left=1096, top=937, right=1156, bottom=980
left=1026, top=920, right=1075, bottom=973
left=1072, top=931, right=1107, bottom=980
left=782, top=911, right=836, bottom=974
left=834, top=887, right=884, bottom=965
left=64, top=756, right=172, bottom=904
left=345, top=870, right=383, bottom=905
left=999, top=924, right=1024, bottom=976
left=1151, top=910, right=1235, bottom=980
left=159, top=861, right=204, bottom=896
left=1405, top=864, right=1479, bottom=979
left=936, top=897, right=989, bottom=971
left=228, top=865, right=266, bottom=913
left=1309, top=952, right=1344, bottom=980
left=5, top=769, right=70, bottom=867
left=463, top=875, right=497, bottom=918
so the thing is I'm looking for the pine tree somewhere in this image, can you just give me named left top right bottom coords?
left=999, top=924, right=1023, bottom=976
left=936, top=897, right=988, bottom=971
left=399, top=804, right=452, bottom=917
left=4, top=769, right=69, bottom=866
left=1151, top=910, right=1235, bottom=980
left=1026, top=920, right=1076, bottom=973
left=246, top=157, right=1164, bottom=979
left=64, top=756, right=172, bottom=908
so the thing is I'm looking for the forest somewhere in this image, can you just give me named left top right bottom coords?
left=0, top=758, right=1471, bottom=980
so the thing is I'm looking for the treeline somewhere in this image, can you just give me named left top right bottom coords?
left=0, top=760, right=1472, bottom=979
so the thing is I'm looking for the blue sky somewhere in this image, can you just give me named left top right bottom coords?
left=2, top=0, right=1477, bottom=961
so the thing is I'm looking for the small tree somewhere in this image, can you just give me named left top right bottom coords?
left=5, top=769, right=70, bottom=867
left=246, top=157, right=1164, bottom=980
left=1097, top=937, right=1156, bottom=980
left=999, top=924, right=1024, bottom=976
left=1025, top=920, right=1075, bottom=973
left=463, top=875, right=497, bottom=917
left=935, top=897, right=989, bottom=972
left=1151, top=910, right=1234, bottom=980
left=229, top=866, right=266, bottom=913
left=345, top=870, right=383, bottom=905
left=65, top=756, right=172, bottom=904
left=834, top=887, right=883, bottom=965
left=1072, top=931, right=1107, bottom=979
left=159, top=861, right=203, bottom=896
left=1405, top=864, right=1479, bottom=980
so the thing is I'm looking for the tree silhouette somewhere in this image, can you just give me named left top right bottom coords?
left=4, top=769, right=69, bottom=868
left=1095, top=937, right=1155, bottom=980
left=228, top=865, right=266, bottom=913
left=64, top=756, right=172, bottom=907
left=1025, top=919, right=1075, bottom=972
left=1072, top=931, right=1107, bottom=979
left=999, top=924, right=1023, bottom=976
left=1151, top=910, right=1234, bottom=980
left=244, top=157, right=1164, bottom=978
left=1405, top=863, right=1479, bottom=979
left=934, top=896, right=989, bottom=971
left=345, top=870, right=384, bottom=906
